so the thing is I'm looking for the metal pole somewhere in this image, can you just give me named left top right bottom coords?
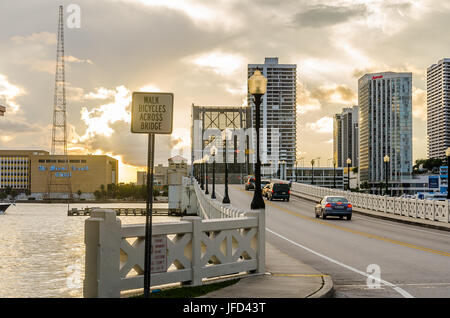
left=144, top=133, right=155, bottom=298
left=347, top=163, right=350, bottom=191
left=251, top=94, right=265, bottom=210
left=211, top=154, right=216, bottom=199
left=200, top=161, right=204, bottom=190
left=333, top=163, right=336, bottom=188
left=385, top=161, right=389, bottom=196
left=223, top=137, right=230, bottom=204
left=205, top=159, right=209, bottom=195
left=448, top=155, right=450, bottom=200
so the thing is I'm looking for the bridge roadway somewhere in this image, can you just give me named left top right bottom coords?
left=210, top=183, right=450, bottom=298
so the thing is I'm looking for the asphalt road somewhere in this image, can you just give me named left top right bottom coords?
left=210, top=183, right=450, bottom=298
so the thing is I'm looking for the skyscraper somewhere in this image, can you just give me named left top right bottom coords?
left=333, top=106, right=359, bottom=168
left=427, top=58, right=450, bottom=160
left=247, top=57, right=297, bottom=179
left=358, top=72, right=413, bottom=185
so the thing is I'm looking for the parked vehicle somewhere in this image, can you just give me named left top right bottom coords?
left=315, top=196, right=352, bottom=220
left=266, top=182, right=290, bottom=201
left=245, top=176, right=255, bottom=190
left=262, top=184, right=271, bottom=198
left=261, top=180, right=270, bottom=189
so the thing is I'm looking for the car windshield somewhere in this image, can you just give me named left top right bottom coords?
left=326, top=197, right=348, bottom=203
left=261, top=181, right=270, bottom=185
left=273, top=183, right=289, bottom=190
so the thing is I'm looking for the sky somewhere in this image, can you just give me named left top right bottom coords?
left=0, top=0, right=449, bottom=182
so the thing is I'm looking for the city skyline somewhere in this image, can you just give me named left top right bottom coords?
left=0, top=0, right=448, bottom=182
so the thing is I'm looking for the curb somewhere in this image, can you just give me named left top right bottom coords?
left=308, top=275, right=334, bottom=298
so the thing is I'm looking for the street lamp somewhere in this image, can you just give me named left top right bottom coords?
left=204, top=155, right=210, bottom=195
left=346, top=158, right=352, bottom=191
left=200, top=158, right=205, bottom=190
left=446, top=148, right=450, bottom=199
left=311, top=159, right=315, bottom=185
left=295, top=158, right=298, bottom=182
left=248, top=69, right=267, bottom=210
left=210, top=145, right=217, bottom=199
left=333, top=159, right=336, bottom=189
left=384, top=155, right=390, bottom=196
left=222, top=129, right=231, bottom=204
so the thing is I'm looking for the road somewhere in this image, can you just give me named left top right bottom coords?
left=209, top=183, right=450, bottom=298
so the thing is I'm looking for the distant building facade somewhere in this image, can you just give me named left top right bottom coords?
left=294, top=167, right=344, bottom=189
left=358, top=72, right=413, bottom=186
left=0, top=105, right=5, bottom=116
left=137, top=156, right=188, bottom=186
left=333, top=106, right=359, bottom=168
left=0, top=150, right=118, bottom=197
left=427, top=58, right=450, bottom=160
left=248, top=57, right=297, bottom=179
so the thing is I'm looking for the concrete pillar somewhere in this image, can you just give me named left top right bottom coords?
left=244, top=209, right=266, bottom=274
left=181, top=216, right=203, bottom=286
left=83, top=209, right=122, bottom=298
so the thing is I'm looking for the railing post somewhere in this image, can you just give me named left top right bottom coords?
left=244, top=209, right=266, bottom=274
left=182, top=216, right=203, bottom=286
left=84, top=209, right=122, bottom=298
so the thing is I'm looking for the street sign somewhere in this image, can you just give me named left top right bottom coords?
left=131, top=92, right=173, bottom=134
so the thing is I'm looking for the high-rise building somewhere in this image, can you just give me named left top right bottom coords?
left=427, top=58, right=450, bottom=160
left=247, top=57, right=297, bottom=179
left=333, top=106, right=359, bottom=168
left=358, top=72, right=413, bottom=185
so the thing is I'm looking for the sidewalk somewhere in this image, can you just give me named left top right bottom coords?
left=201, top=242, right=334, bottom=298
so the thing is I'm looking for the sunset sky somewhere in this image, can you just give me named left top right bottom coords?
left=1, top=0, right=449, bottom=182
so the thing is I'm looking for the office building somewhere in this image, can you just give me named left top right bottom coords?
left=333, top=106, right=359, bottom=168
left=0, top=105, right=5, bottom=116
left=137, top=156, right=188, bottom=186
left=0, top=150, right=118, bottom=197
left=427, top=58, right=450, bottom=160
left=358, top=72, right=413, bottom=186
left=294, top=167, right=344, bottom=189
left=248, top=57, right=297, bottom=180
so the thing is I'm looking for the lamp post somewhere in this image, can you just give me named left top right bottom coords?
left=295, top=159, right=298, bottom=182
left=446, top=148, right=450, bottom=200
left=346, top=158, right=352, bottom=191
left=205, top=155, right=209, bottom=195
left=210, top=146, right=217, bottom=199
left=222, top=129, right=231, bottom=204
left=248, top=69, right=267, bottom=210
left=201, top=158, right=205, bottom=190
left=311, top=159, right=315, bottom=185
left=333, top=159, right=336, bottom=189
left=384, top=155, right=390, bottom=196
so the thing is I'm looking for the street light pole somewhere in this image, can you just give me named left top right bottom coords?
left=201, top=158, right=204, bottom=190
left=384, top=155, right=390, bottom=196
left=211, top=146, right=217, bottom=199
left=223, top=130, right=230, bottom=204
left=333, top=159, right=336, bottom=189
left=248, top=69, right=266, bottom=210
left=346, top=158, right=352, bottom=191
left=205, top=155, right=209, bottom=195
left=311, top=159, right=315, bottom=185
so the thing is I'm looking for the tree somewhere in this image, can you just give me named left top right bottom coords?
left=77, top=190, right=82, bottom=198
left=413, top=158, right=443, bottom=172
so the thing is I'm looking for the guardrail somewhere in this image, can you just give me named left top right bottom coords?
left=286, top=181, right=449, bottom=224
left=84, top=202, right=265, bottom=297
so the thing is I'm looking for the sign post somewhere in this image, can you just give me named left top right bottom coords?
left=131, top=92, right=173, bottom=298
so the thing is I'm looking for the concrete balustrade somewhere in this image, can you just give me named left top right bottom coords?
left=83, top=180, right=265, bottom=298
left=285, top=180, right=450, bottom=224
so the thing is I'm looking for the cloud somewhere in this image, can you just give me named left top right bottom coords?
left=184, top=50, right=246, bottom=76
left=297, top=82, right=321, bottom=115
left=412, top=87, right=426, bottom=120
left=10, top=31, right=56, bottom=45
left=306, top=116, right=333, bottom=134
left=292, top=4, right=367, bottom=28
left=310, top=84, right=357, bottom=105
left=0, top=74, right=25, bottom=113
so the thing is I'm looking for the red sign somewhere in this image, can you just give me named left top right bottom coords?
left=372, top=75, right=383, bottom=80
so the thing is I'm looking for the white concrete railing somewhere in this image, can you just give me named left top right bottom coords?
left=193, top=180, right=250, bottom=219
left=83, top=205, right=265, bottom=297
left=288, top=181, right=450, bottom=224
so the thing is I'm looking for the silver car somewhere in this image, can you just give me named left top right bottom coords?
left=315, top=196, right=352, bottom=220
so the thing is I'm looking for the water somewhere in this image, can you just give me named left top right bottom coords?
left=0, top=202, right=178, bottom=298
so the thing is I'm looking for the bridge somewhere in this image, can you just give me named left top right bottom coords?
left=82, top=176, right=450, bottom=298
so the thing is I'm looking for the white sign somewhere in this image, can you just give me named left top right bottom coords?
left=151, top=235, right=167, bottom=273
left=131, top=92, right=173, bottom=134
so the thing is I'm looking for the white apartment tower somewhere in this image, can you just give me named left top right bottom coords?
left=358, top=72, right=413, bottom=185
left=248, top=57, right=297, bottom=179
left=427, top=58, right=450, bottom=160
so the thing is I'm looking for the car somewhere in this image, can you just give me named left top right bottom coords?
left=245, top=176, right=255, bottom=190
left=315, top=196, right=352, bottom=220
left=262, top=184, right=271, bottom=198
left=266, top=182, right=290, bottom=201
left=261, top=180, right=270, bottom=189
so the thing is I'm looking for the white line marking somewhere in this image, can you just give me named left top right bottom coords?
left=266, top=228, right=414, bottom=298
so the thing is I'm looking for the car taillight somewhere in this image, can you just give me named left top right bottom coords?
left=272, top=190, right=274, bottom=193
left=288, top=190, right=290, bottom=194
left=347, top=204, right=352, bottom=208
left=325, top=203, right=332, bottom=208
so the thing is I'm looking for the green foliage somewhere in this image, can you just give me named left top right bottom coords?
left=413, top=158, right=443, bottom=173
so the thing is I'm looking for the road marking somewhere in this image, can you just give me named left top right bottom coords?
left=271, top=274, right=330, bottom=277
left=266, top=228, right=414, bottom=298
left=233, top=185, right=450, bottom=258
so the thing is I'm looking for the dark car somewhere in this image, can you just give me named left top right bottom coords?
left=266, top=183, right=290, bottom=201
left=245, top=176, right=255, bottom=190
left=315, top=196, right=352, bottom=220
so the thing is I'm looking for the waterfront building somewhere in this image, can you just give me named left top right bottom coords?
left=0, top=150, right=118, bottom=198
left=294, top=167, right=344, bottom=189
left=358, top=72, right=413, bottom=186
left=248, top=57, right=297, bottom=180
left=427, top=58, right=450, bottom=160
left=137, top=156, right=188, bottom=186
left=333, top=106, right=359, bottom=168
